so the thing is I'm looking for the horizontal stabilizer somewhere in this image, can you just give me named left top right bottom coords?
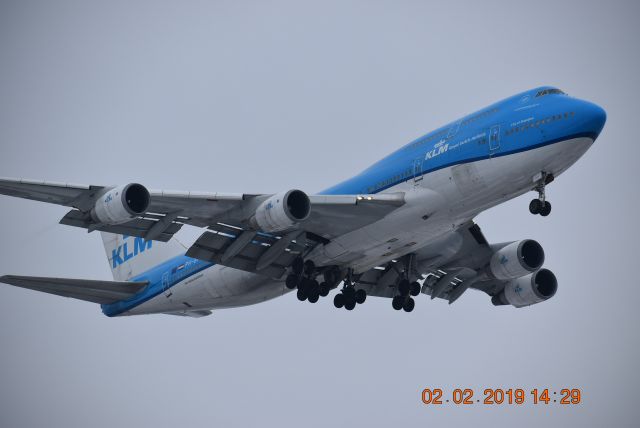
left=0, top=275, right=148, bottom=304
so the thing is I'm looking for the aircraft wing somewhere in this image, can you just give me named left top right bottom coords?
left=0, top=178, right=105, bottom=211
left=0, top=177, right=405, bottom=276
left=0, top=177, right=403, bottom=239
left=0, top=275, right=148, bottom=304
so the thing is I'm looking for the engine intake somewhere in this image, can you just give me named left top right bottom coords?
left=489, top=239, right=545, bottom=280
left=492, top=268, right=558, bottom=308
left=91, top=183, right=150, bottom=225
left=251, top=189, right=310, bottom=233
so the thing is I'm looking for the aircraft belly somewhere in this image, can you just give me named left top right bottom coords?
left=125, top=265, right=288, bottom=315
left=308, top=193, right=456, bottom=272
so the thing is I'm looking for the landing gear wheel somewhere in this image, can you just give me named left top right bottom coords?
left=403, top=297, right=415, bottom=312
left=392, top=296, right=404, bottom=311
left=296, top=289, right=307, bottom=301
left=334, top=293, right=345, bottom=308
left=529, top=199, right=542, bottom=215
left=540, top=201, right=551, bottom=216
left=319, top=282, right=330, bottom=297
left=344, top=299, right=356, bottom=311
left=398, top=279, right=410, bottom=296
left=308, top=293, right=319, bottom=303
left=410, top=281, right=421, bottom=296
left=285, top=274, right=299, bottom=289
left=355, top=289, right=367, bottom=304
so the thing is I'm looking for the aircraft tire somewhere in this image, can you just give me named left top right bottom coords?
left=319, top=282, right=330, bottom=297
left=344, top=299, right=356, bottom=311
left=392, top=296, right=404, bottom=310
left=285, top=274, right=298, bottom=289
left=540, top=201, right=551, bottom=216
left=403, top=297, right=415, bottom=312
left=334, top=293, right=345, bottom=308
left=410, top=281, right=421, bottom=296
left=529, top=199, right=542, bottom=214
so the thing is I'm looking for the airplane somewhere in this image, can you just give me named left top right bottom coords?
left=0, top=86, right=606, bottom=317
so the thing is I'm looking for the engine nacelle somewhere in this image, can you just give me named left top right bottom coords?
left=489, top=239, right=545, bottom=280
left=91, top=183, right=150, bottom=225
left=492, top=268, right=558, bottom=308
left=250, top=190, right=310, bottom=233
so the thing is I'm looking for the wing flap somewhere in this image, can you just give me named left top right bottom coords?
left=0, top=275, right=148, bottom=304
left=59, top=209, right=183, bottom=242
left=186, top=229, right=307, bottom=278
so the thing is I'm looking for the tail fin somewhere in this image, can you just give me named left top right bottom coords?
left=100, top=232, right=186, bottom=281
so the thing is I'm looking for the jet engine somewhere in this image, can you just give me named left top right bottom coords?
left=492, top=268, right=558, bottom=308
left=489, top=239, right=545, bottom=280
left=91, top=183, right=150, bottom=225
left=250, top=190, right=310, bottom=233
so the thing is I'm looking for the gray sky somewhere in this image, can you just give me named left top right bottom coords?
left=1, top=1, right=639, bottom=426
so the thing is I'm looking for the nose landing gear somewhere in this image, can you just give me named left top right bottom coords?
left=529, top=199, right=551, bottom=216
left=529, top=172, right=554, bottom=217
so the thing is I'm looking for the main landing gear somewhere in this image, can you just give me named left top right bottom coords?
left=333, top=270, right=367, bottom=311
left=286, top=258, right=369, bottom=310
left=529, top=172, right=554, bottom=217
left=391, top=278, right=420, bottom=312
left=285, top=258, right=338, bottom=304
left=390, top=255, right=421, bottom=312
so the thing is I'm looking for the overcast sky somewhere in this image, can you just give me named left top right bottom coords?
left=1, top=1, right=639, bottom=427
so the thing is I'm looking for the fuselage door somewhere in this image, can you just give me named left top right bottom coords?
left=447, top=121, right=461, bottom=139
left=413, top=157, right=424, bottom=184
left=489, top=124, right=500, bottom=154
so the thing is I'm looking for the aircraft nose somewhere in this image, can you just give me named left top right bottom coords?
left=580, top=100, right=607, bottom=137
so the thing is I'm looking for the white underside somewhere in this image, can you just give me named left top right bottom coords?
left=127, top=137, right=594, bottom=315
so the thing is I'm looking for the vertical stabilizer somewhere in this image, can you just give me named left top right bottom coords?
left=100, top=233, right=186, bottom=281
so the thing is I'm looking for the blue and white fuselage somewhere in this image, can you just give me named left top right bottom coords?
left=101, top=86, right=606, bottom=316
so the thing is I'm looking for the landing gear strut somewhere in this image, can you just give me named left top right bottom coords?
left=529, top=172, right=553, bottom=217
left=333, top=269, right=367, bottom=311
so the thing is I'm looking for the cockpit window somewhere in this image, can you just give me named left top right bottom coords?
left=535, top=88, right=565, bottom=97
